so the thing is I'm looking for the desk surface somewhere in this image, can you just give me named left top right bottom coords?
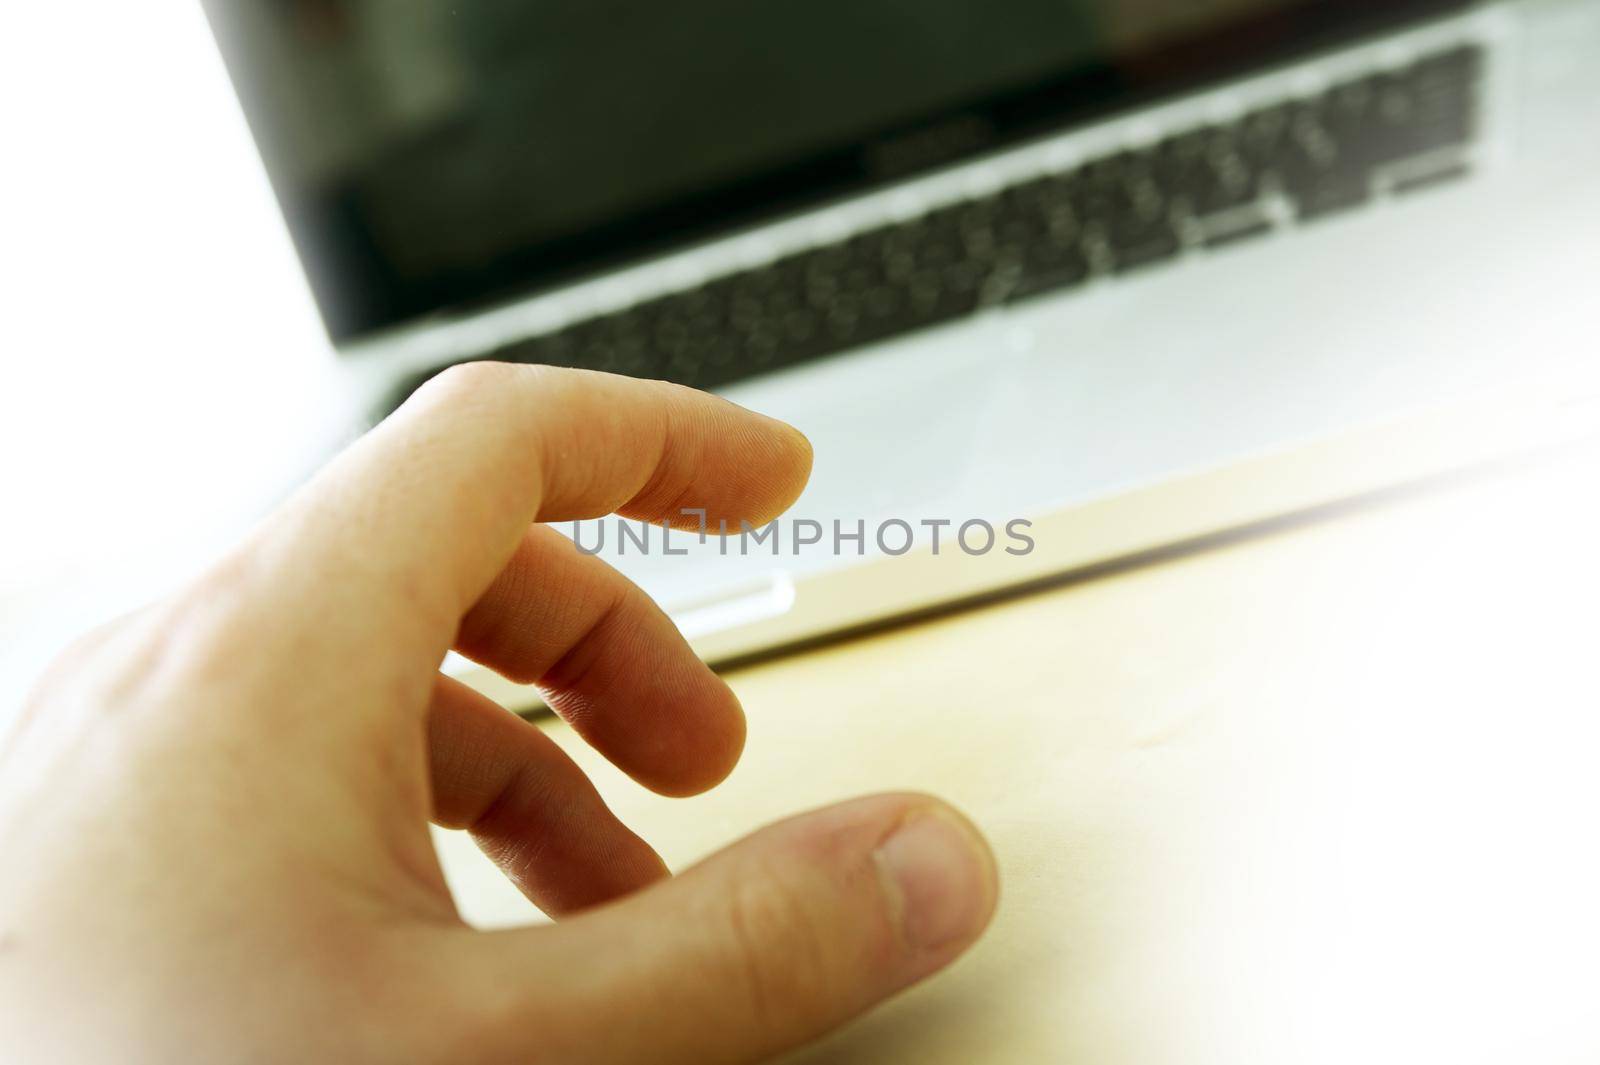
left=438, top=442, right=1600, bottom=1064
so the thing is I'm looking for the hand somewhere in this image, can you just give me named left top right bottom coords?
left=0, top=365, right=998, bottom=1064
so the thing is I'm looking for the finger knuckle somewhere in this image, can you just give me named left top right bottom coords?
left=719, top=863, right=838, bottom=1039
left=414, top=362, right=588, bottom=428
left=417, top=360, right=529, bottom=407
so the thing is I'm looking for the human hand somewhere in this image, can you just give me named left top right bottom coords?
left=0, top=365, right=997, bottom=1064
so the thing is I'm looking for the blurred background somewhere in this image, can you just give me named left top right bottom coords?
left=0, top=4, right=348, bottom=722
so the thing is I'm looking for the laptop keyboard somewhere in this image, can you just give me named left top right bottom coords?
left=389, top=44, right=1481, bottom=409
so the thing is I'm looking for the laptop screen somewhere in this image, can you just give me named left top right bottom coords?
left=205, top=0, right=1464, bottom=342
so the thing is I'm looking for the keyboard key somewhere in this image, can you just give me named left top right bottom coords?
left=1006, top=249, right=1091, bottom=304
left=378, top=43, right=1484, bottom=417
left=1289, top=173, right=1373, bottom=220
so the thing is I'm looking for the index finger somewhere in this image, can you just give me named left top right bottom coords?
left=252, top=363, right=812, bottom=663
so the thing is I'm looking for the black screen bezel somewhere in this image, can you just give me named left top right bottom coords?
left=204, top=0, right=1470, bottom=343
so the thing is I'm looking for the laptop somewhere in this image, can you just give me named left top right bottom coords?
left=203, top=1, right=1600, bottom=708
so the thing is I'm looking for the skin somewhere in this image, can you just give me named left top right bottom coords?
left=0, top=364, right=998, bottom=1064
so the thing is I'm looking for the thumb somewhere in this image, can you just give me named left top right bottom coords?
left=461, top=793, right=998, bottom=1065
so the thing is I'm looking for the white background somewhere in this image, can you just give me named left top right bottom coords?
left=0, top=4, right=351, bottom=720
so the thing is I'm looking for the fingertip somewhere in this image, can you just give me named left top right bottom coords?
left=779, top=419, right=814, bottom=485
left=634, top=680, right=747, bottom=799
left=766, top=792, right=999, bottom=969
left=872, top=798, right=999, bottom=957
left=715, top=400, right=813, bottom=527
left=760, top=416, right=814, bottom=519
left=570, top=833, right=675, bottom=914
left=783, top=426, right=815, bottom=510
left=515, top=823, right=675, bottom=918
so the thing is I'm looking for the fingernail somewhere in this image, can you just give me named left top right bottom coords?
left=874, top=809, right=996, bottom=952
